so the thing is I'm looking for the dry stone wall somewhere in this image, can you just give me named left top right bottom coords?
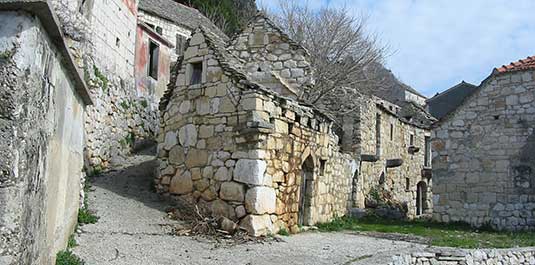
left=391, top=247, right=535, bottom=265
left=51, top=0, right=160, bottom=169
left=432, top=70, right=535, bottom=230
left=156, top=29, right=354, bottom=236
left=227, top=14, right=313, bottom=99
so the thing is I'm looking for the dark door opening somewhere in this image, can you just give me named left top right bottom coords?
left=416, top=181, right=427, bottom=216
left=299, top=156, right=314, bottom=226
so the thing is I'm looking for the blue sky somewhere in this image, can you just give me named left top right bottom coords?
left=258, top=0, right=535, bottom=97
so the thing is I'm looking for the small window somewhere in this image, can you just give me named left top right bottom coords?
left=190, top=62, right=203, bottom=85
left=148, top=41, right=159, bottom=80
left=409, top=134, right=414, bottom=146
left=156, top=26, right=163, bottom=35
left=320, top=159, right=327, bottom=175
left=375, top=114, right=381, bottom=156
left=115, top=37, right=120, bottom=48
left=390, top=123, right=394, bottom=141
left=405, top=178, right=410, bottom=191
left=424, top=136, right=431, bottom=167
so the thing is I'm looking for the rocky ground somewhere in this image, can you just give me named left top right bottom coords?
left=73, top=151, right=425, bottom=265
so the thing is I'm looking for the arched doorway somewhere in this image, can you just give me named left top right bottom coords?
left=416, top=181, right=427, bottom=216
left=299, top=156, right=314, bottom=226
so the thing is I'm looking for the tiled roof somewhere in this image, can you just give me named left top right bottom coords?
left=495, top=56, right=535, bottom=74
left=138, top=0, right=227, bottom=40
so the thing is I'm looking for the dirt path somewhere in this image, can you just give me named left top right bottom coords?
left=73, top=153, right=425, bottom=265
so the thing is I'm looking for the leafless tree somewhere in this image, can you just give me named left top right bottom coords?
left=267, top=1, right=390, bottom=110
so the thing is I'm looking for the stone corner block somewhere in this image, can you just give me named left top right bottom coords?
left=239, top=214, right=274, bottom=236
left=245, top=186, right=276, bottom=214
left=233, top=159, right=267, bottom=185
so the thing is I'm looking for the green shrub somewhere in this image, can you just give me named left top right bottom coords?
left=67, top=234, right=78, bottom=248
left=93, top=65, right=108, bottom=93
left=56, top=250, right=85, bottom=265
left=78, top=208, right=99, bottom=224
left=277, top=228, right=290, bottom=236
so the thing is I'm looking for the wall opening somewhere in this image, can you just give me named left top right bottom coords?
left=424, top=136, right=431, bottom=167
left=148, top=40, right=159, bottom=80
left=375, top=114, right=381, bottom=157
left=416, top=181, right=427, bottom=216
left=189, top=62, right=203, bottom=85
left=390, top=123, right=394, bottom=141
left=319, top=159, right=327, bottom=175
left=299, top=156, right=314, bottom=226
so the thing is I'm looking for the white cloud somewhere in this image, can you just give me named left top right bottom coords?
left=257, top=0, right=535, bottom=96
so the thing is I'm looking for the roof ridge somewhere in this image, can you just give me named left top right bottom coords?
left=496, top=55, right=535, bottom=74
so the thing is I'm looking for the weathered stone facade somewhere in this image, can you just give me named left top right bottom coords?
left=432, top=68, right=535, bottom=230
left=354, top=97, right=433, bottom=218
left=227, top=13, right=313, bottom=99
left=0, top=3, right=91, bottom=264
left=156, top=20, right=356, bottom=235
left=391, top=247, right=535, bottom=265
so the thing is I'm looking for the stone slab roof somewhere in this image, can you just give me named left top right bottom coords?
left=138, top=0, right=228, bottom=40
left=0, top=0, right=93, bottom=105
left=426, top=81, right=478, bottom=120
left=160, top=26, right=335, bottom=124
left=495, top=55, right=535, bottom=74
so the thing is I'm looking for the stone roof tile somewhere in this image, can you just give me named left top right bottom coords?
left=138, top=0, right=228, bottom=40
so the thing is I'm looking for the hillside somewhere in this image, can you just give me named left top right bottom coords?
left=175, top=0, right=257, bottom=36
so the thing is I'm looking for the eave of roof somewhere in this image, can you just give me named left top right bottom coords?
left=0, top=0, right=93, bottom=105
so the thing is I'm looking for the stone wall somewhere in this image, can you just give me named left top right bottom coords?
left=51, top=0, right=160, bottom=169
left=156, top=29, right=354, bottom=236
left=391, top=247, right=535, bottom=265
left=138, top=10, right=192, bottom=62
left=432, top=70, right=535, bottom=230
left=0, top=8, right=89, bottom=265
left=227, top=14, right=313, bottom=99
left=355, top=97, right=432, bottom=218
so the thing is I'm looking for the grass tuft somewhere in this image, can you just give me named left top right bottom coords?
left=278, top=228, right=290, bottom=236
left=56, top=250, right=85, bottom=265
left=317, top=216, right=535, bottom=249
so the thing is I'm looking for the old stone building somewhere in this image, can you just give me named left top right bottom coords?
left=138, top=0, right=227, bottom=62
left=353, top=97, right=435, bottom=218
left=134, top=21, right=174, bottom=101
left=0, top=1, right=92, bottom=263
left=156, top=14, right=435, bottom=236
left=432, top=56, right=535, bottom=230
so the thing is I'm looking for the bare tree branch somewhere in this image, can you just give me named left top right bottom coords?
left=268, top=1, right=390, bottom=115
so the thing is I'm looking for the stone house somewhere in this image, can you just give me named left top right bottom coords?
left=134, top=21, right=174, bottom=101
left=138, top=0, right=228, bottom=62
left=156, top=14, right=435, bottom=236
left=353, top=97, right=435, bottom=218
left=432, top=56, right=535, bottom=230
left=0, top=1, right=92, bottom=263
